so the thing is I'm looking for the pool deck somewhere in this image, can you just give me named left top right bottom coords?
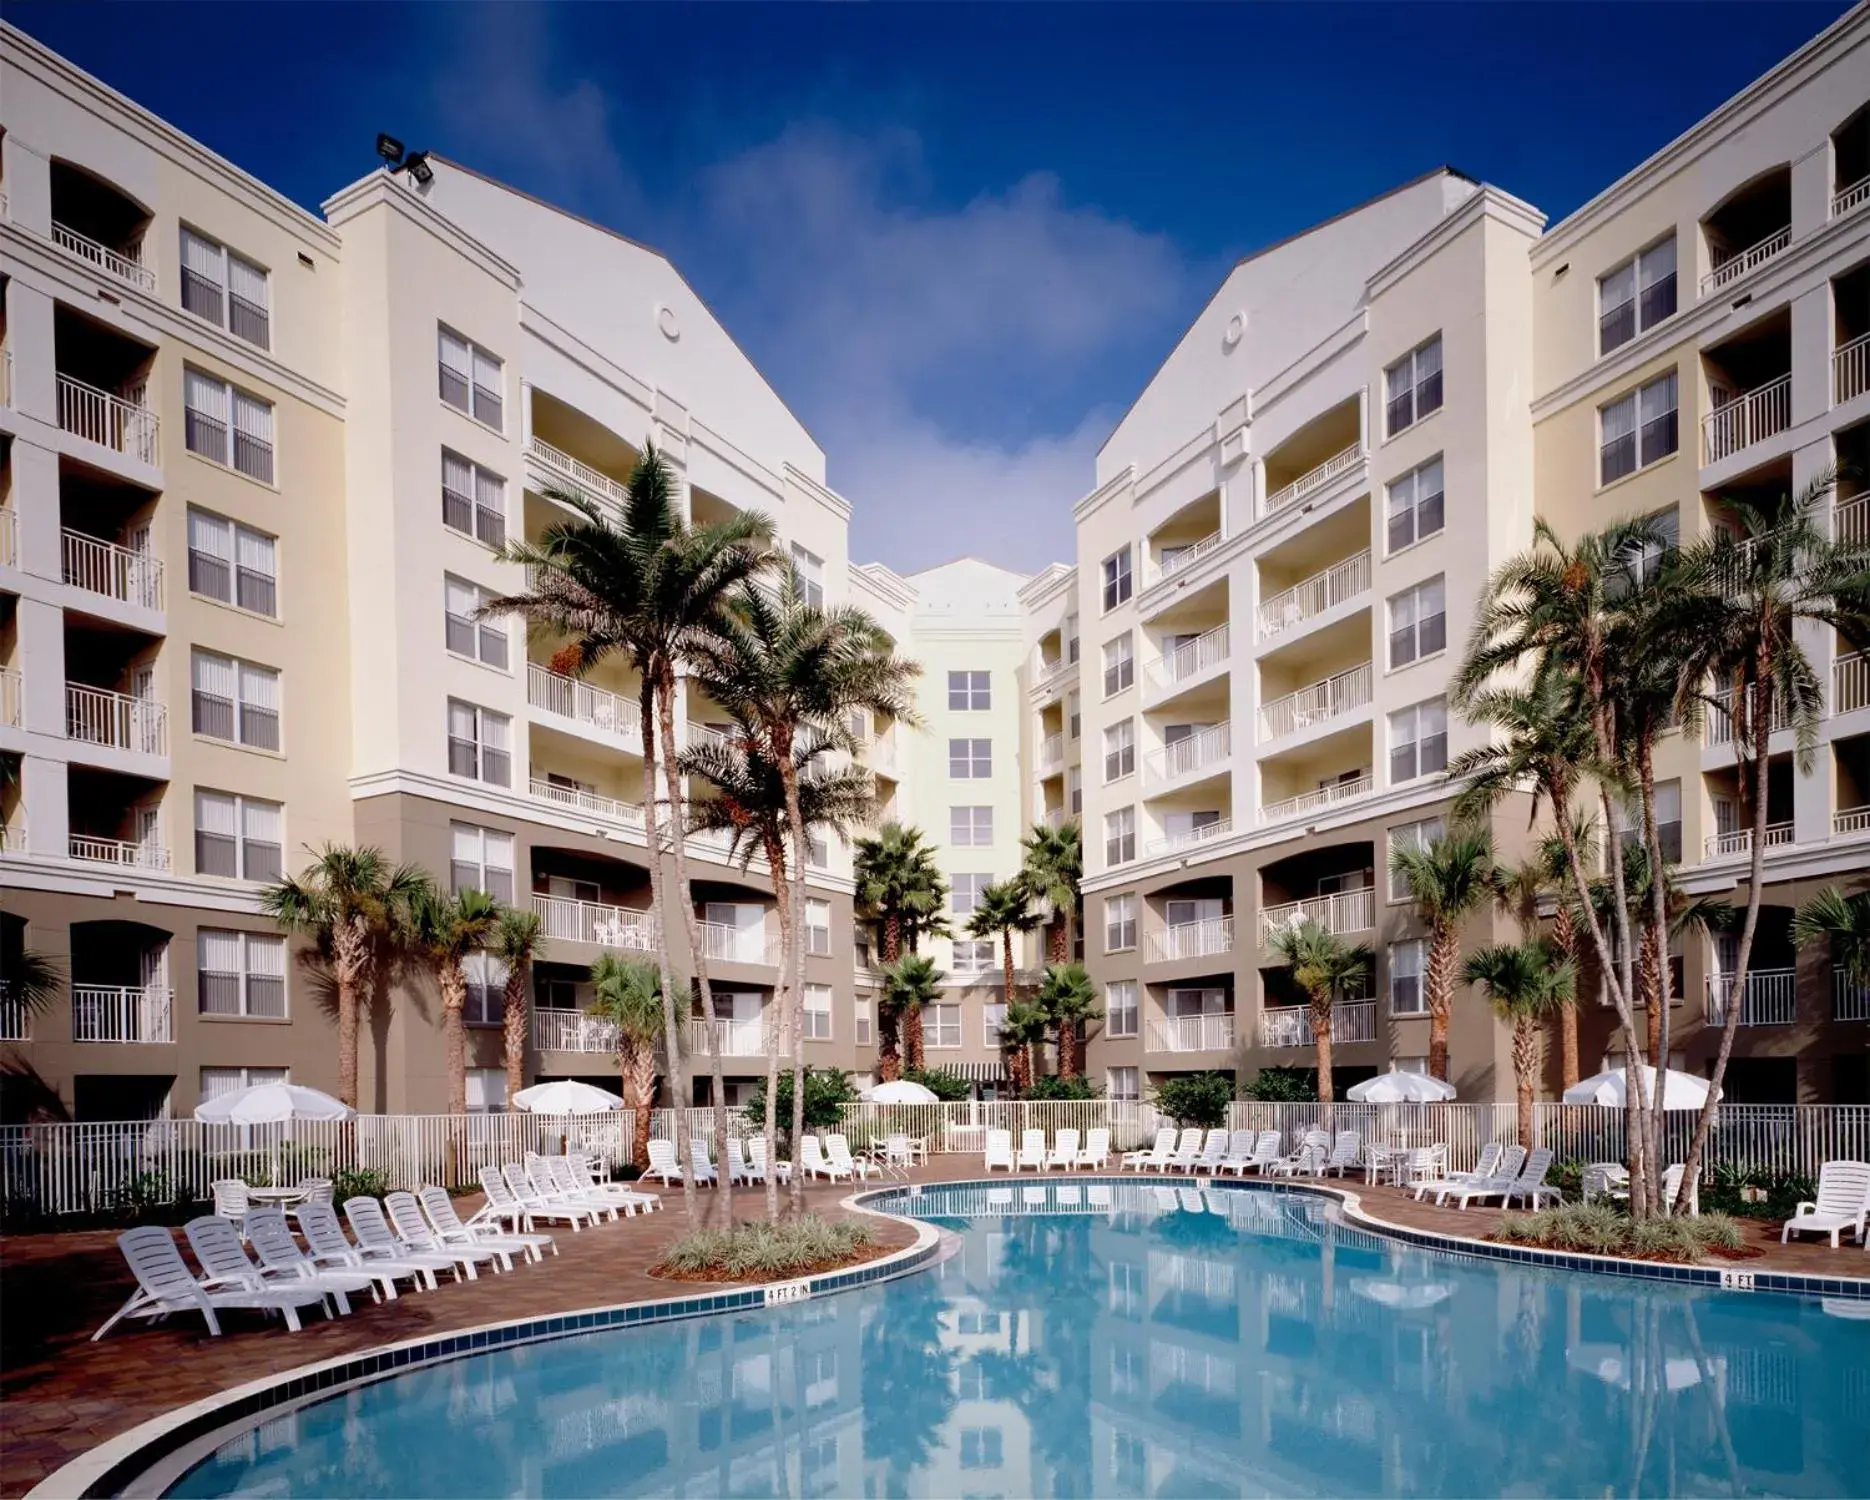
left=3, top=1161, right=1865, bottom=1496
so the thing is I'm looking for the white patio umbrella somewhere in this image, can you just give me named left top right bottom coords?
left=1347, top=1069, right=1457, bottom=1104
left=512, top=1080, right=625, bottom=1114
left=1352, top=1279, right=1454, bottom=1310
left=862, top=1079, right=940, bottom=1105
left=1567, top=1344, right=1714, bottom=1392
left=194, top=1082, right=353, bottom=1125
left=1562, top=1065, right=1716, bottom=1110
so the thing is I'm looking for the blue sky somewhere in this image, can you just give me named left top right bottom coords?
left=10, top=2, right=1852, bottom=573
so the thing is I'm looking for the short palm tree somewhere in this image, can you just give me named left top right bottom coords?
left=1035, top=963, right=1101, bottom=1079
left=1792, top=887, right=1870, bottom=986
left=1388, top=828, right=1498, bottom=1081
left=853, top=824, right=949, bottom=1076
left=588, top=954, right=665, bottom=1170
left=1463, top=941, right=1573, bottom=1149
left=407, top=884, right=502, bottom=1115
left=0, top=948, right=64, bottom=1031
left=967, top=878, right=1039, bottom=1012
left=999, top=1001, right=1051, bottom=1094
left=881, top=954, right=943, bottom=1075
left=491, top=907, right=545, bottom=1108
left=1018, top=821, right=1082, bottom=964
left=1266, top=919, right=1371, bottom=1104
left=261, top=844, right=427, bottom=1107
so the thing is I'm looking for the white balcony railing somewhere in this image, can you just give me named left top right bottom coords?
left=529, top=776, right=645, bottom=829
left=1836, top=176, right=1870, bottom=220
left=1836, top=333, right=1870, bottom=407
left=687, top=1016, right=786, bottom=1058
left=0, top=986, right=28, bottom=1043
left=1151, top=530, right=1224, bottom=584
left=1700, top=227, right=1791, bottom=295
left=1147, top=1013, right=1237, bottom=1054
left=528, top=437, right=628, bottom=515
left=1145, top=816, right=1233, bottom=858
left=1703, top=375, right=1791, bottom=465
left=1263, top=442, right=1363, bottom=516
left=1038, top=733, right=1066, bottom=774
left=1834, top=805, right=1870, bottom=837
left=1703, top=822, right=1794, bottom=859
left=51, top=222, right=157, bottom=292
left=1833, top=969, right=1870, bottom=1022
left=0, top=348, right=11, bottom=410
left=532, top=1008, right=620, bottom=1055
left=0, top=820, right=26, bottom=856
left=1705, top=683, right=1791, bottom=746
left=1147, top=916, right=1234, bottom=964
left=61, top=529, right=164, bottom=609
left=0, top=508, right=15, bottom=568
left=57, top=374, right=160, bottom=465
left=1145, top=722, right=1231, bottom=787
left=867, top=731, right=898, bottom=774
left=69, top=834, right=169, bottom=869
left=526, top=663, right=642, bottom=750
left=66, top=683, right=167, bottom=756
left=531, top=894, right=655, bottom=952
left=699, top=921, right=780, bottom=967
left=1146, top=623, right=1229, bottom=694
left=1032, top=657, right=1076, bottom=701
left=1260, top=774, right=1373, bottom=825
left=1259, top=888, right=1375, bottom=945
left=0, top=667, right=19, bottom=729
left=1257, top=551, right=1371, bottom=639
left=72, top=985, right=173, bottom=1044
left=1838, top=493, right=1870, bottom=548
left=1259, top=1000, right=1376, bottom=1049
left=1706, top=970, right=1797, bottom=1027
left=1836, top=652, right=1870, bottom=716
left=1259, top=662, right=1372, bottom=741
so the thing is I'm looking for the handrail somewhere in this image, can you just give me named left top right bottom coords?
left=1835, top=651, right=1870, bottom=716
left=71, top=985, right=173, bottom=1043
left=1146, top=916, right=1234, bottom=963
left=51, top=221, right=156, bottom=292
left=1261, top=774, right=1373, bottom=824
left=1835, top=175, right=1870, bottom=220
left=1833, top=804, right=1870, bottom=837
left=1151, top=529, right=1224, bottom=584
left=1705, top=969, right=1796, bottom=1027
left=1263, top=442, right=1363, bottom=515
left=529, top=777, right=644, bottom=827
left=69, top=835, right=169, bottom=870
left=1145, top=721, right=1230, bottom=786
left=1703, top=823, right=1793, bottom=859
left=1144, top=816, right=1233, bottom=857
left=532, top=1008, right=620, bottom=1055
left=527, top=436, right=628, bottom=513
left=1834, top=331, right=1870, bottom=407
left=56, top=374, right=159, bottom=464
left=1702, top=374, right=1790, bottom=464
left=1704, top=682, right=1791, bottom=746
left=1833, top=968, right=1870, bottom=1022
left=1146, top=1013, right=1236, bottom=1053
left=66, top=682, right=167, bottom=755
left=699, top=920, right=781, bottom=967
left=1038, top=733, right=1065, bottom=772
left=1700, top=226, right=1790, bottom=295
left=686, top=1016, right=788, bottom=1057
left=530, top=894, right=655, bottom=951
left=1258, top=552, right=1370, bottom=638
left=1259, top=662, right=1372, bottom=740
left=526, top=662, right=642, bottom=749
left=1259, top=1000, right=1376, bottom=1048
left=1147, top=623, right=1229, bottom=692
left=61, top=529, right=164, bottom=609
left=1259, top=887, right=1375, bottom=944
left=0, top=668, right=19, bottom=730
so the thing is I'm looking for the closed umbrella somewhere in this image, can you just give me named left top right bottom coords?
left=1347, top=1069, right=1457, bottom=1104
left=512, top=1080, right=625, bottom=1114
left=862, top=1080, right=939, bottom=1105
left=1562, top=1066, right=1715, bottom=1109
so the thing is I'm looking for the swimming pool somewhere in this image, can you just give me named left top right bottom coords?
left=166, top=1182, right=1869, bottom=1497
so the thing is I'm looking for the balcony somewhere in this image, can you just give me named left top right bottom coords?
left=1149, top=530, right=1224, bottom=585
left=66, top=683, right=167, bottom=756
left=533, top=1008, right=620, bottom=1055
left=1038, top=733, right=1066, bottom=775
left=1147, top=916, right=1234, bottom=964
left=1259, top=888, right=1374, bottom=946
left=1032, top=656, right=1076, bottom=704
left=0, top=986, right=28, bottom=1043
left=1699, top=226, right=1790, bottom=296
left=526, top=663, right=643, bottom=751
left=1261, top=774, right=1373, bottom=826
left=1257, top=552, right=1369, bottom=640
left=1145, top=722, right=1230, bottom=789
left=1837, top=652, right=1870, bottom=716
left=51, top=221, right=156, bottom=293
left=530, top=776, right=645, bottom=829
left=0, top=510, right=15, bottom=568
left=867, top=730, right=898, bottom=775
left=1705, top=683, right=1790, bottom=746
left=1840, top=493, right=1870, bottom=548
left=72, top=985, right=173, bottom=1043
left=1834, top=969, right=1870, bottom=1022
left=62, top=530, right=164, bottom=610
left=57, top=374, right=159, bottom=466
left=1703, top=822, right=1794, bottom=859
left=699, top=922, right=781, bottom=967
left=1259, top=1000, right=1376, bottom=1048
left=1705, top=970, right=1796, bottom=1027
left=1145, top=816, right=1233, bottom=858
left=0, top=667, right=19, bottom=728
left=1147, top=1013, right=1236, bottom=1054
left=527, top=436, right=628, bottom=520
left=1264, top=442, right=1362, bottom=518
left=687, top=1016, right=786, bottom=1059
left=1146, top=624, right=1229, bottom=697
left=1259, top=663, right=1372, bottom=742
left=1834, top=805, right=1870, bottom=837
left=69, top=834, right=169, bottom=870
left=1703, top=375, right=1790, bottom=465
left=531, top=894, right=655, bottom=952
left=1837, top=176, right=1870, bottom=220
left=1837, top=334, right=1870, bottom=407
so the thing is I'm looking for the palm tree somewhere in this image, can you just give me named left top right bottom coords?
left=1035, top=963, right=1101, bottom=1079
left=1792, top=887, right=1870, bottom=986
left=1463, top=941, right=1573, bottom=1149
left=588, top=954, right=664, bottom=1170
left=1266, top=919, right=1371, bottom=1104
left=261, top=844, right=427, bottom=1108
left=491, top=907, right=544, bottom=1108
left=0, top=947, right=63, bottom=1031
left=853, top=824, right=950, bottom=1071
left=1018, top=821, right=1082, bottom=964
left=968, top=878, right=1038, bottom=1014
left=1388, top=828, right=1498, bottom=1081
left=999, top=1001, right=1051, bottom=1094
left=881, top=954, right=943, bottom=1076
left=407, top=884, right=502, bottom=1115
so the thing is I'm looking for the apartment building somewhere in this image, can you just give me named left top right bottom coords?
left=1048, top=9, right=1870, bottom=1105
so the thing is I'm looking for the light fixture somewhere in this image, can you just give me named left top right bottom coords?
left=376, top=133, right=405, bottom=164
left=375, top=134, right=434, bottom=186
left=404, top=151, right=434, bottom=186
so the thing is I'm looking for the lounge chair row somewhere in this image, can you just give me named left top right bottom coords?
left=1115, top=1128, right=1360, bottom=1178
left=642, top=1133, right=884, bottom=1187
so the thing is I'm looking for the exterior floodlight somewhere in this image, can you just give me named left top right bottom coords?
left=376, top=133, right=405, bottom=164
left=404, top=152, right=434, bottom=186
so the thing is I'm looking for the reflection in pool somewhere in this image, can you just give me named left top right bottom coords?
left=170, top=1182, right=1870, bottom=1497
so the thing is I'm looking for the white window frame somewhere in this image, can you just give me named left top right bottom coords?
left=444, top=575, right=510, bottom=669
left=447, top=699, right=512, bottom=786
left=1102, top=546, right=1133, bottom=612
left=191, top=649, right=281, bottom=751
left=1103, top=718, right=1135, bottom=784
left=450, top=823, right=515, bottom=902
left=1389, top=938, right=1428, bottom=1015
left=184, top=368, right=275, bottom=484
left=949, top=738, right=992, bottom=779
left=947, top=670, right=991, bottom=711
left=1384, top=335, right=1443, bottom=436
left=950, top=806, right=994, bottom=847
left=194, top=789, right=283, bottom=883
left=1105, top=893, right=1137, bottom=953
left=441, top=450, right=507, bottom=549
left=1385, top=456, right=1445, bottom=555
left=1388, top=698, right=1448, bottom=785
left=187, top=508, right=278, bottom=618
left=1598, top=371, right=1678, bottom=487
left=790, top=543, right=825, bottom=608
left=952, top=938, right=995, bottom=974
left=462, top=953, right=508, bottom=1027
left=438, top=325, right=504, bottom=430
left=201, top=1065, right=287, bottom=1102
left=197, top=929, right=287, bottom=1019
left=1105, top=980, right=1138, bottom=1038
left=1387, top=576, right=1447, bottom=669
left=982, top=1002, right=1007, bottom=1046
left=803, top=983, right=833, bottom=1041
left=855, top=999, right=873, bottom=1046
left=1597, top=234, right=1677, bottom=356
left=180, top=226, right=270, bottom=348
left=1105, top=806, right=1135, bottom=866
left=1387, top=817, right=1445, bottom=903
left=927, top=1003, right=963, bottom=1050
left=1107, top=1065, right=1140, bottom=1101
left=952, top=874, right=991, bottom=917
left=805, top=899, right=832, bottom=956
left=1102, top=633, right=1134, bottom=697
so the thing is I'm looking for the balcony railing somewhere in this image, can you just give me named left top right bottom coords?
left=527, top=437, right=628, bottom=516
left=66, top=683, right=167, bottom=756
left=1838, top=494, right=1870, bottom=548
left=1834, top=969, right=1870, bottom=1022
left=69, top=834, right=169, bottom=869
left=1151, top=529, right=1224, bottom=584
left=1836, top=652, right=1870, bottom=716
left=1259, top=662, right=1372, bottom=741
left=1703, top=822, right=1794, bottom=859
left=1836, top=175, right=1870, bottom=220
left=1259, top=888, right=1375, bottom=945
left=1706, top=969, right=1796, bottom=1027
left=531, top=894, right=655, bottom=952
left=1705, top=683, right=1791, bottom=746
left=1836, top=333, right=1870, bottom=407
left=1703, top=375, right=1790, bottom=464
left=1700, top=227, right=1791, bottom=295
left=526, top=663, right=642, bottom=750
left=61, top=529, right=164, bottom=609
left=57, top=374, right=160, bottom=465
left=51, top=221, right=157, bottom=292
left=532, top=1008, right=620, bottom=1055
left=529, top=776, right=645, bottom=829
left=0, top=508, right=14, bottom=568
left=1032, top=656, right=1076, bottom=701
left=1257, top=551, right=1370, bottom=639
left=1146, top=623, right=1229, bottom=694
left=1145, top=816, right=1233, bottom=857
left=1834, top=805, right=1870, bottom=837
left=1145, top=722, right=1230, bottom=787
left=0, top=667, right=18, bottom=729
left=1147, top=916, right=1234, bottom=964
left=1038, top=733, right=1065, bottom=774
left=687, top=1016, right=786, bottom=1058
left=0, top=986, right=28, bottom=1043
left=1259, top=1000, right=1376, bottom=1048
left=0, top=348, right=10, bottom=410
left=699, top=921, right=781, bottom=967
left=1261, top=774, right=1373, bottom=825
left=1147, top=1013, right=1236, bottom=1054
left=0, top=820, right=26, bottom=856
left=1263, top=442, right=1363, bottom=517
left=867, top=731, right=897, bottom=774
left=72, top=984, right=173, bottom=1043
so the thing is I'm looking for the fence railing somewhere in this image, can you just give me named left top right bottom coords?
left=529, top=776, right=644, bottom=829
left=1145, top=721, right=1230, bottom=787
left=1259, top=662, right=1371, bottom=741
left=1836, top=331, right=1870, bottom=407
left=1037, top=732, right=1065, bottom=773
left=1832, top=968, right=1870, bottom=1023
left=1706, top=969, right=1798, bottom=1027
left=56, top=374, right=160, bottom=464
left=62, top=529, right=163, bottom=609
left=528, top=437, right=628, bottom=515
left=1703, top=374, right=1791, bottom=464
left=0, top=666, right=19, bottom=729
left=71, top=985, right=173, bottom=1044
left=1146, top=916, right=1234, bottom=963
left=1259, top=1000, right=1376, bottom=1048
left=1705, top=682, right=1791, bottom=746
left=1261, top=774, right=1373, bottom=826
left=1149, top=529, right=1224, bottom=585
left=1147, top=623, right=1229, bottom=694
left=66, top=682, right=167, bottom=755
left=51, top=221, right=157, bottom=291
left=69, top=833, right=169, bottom=870
left=1145, top=816, right=1233, bottom=858
left=530, top=894, right=655, bottom=952
left=1263, top=442, right=1363, bottom=516
left=1258, top=551, right=1371, bottom=639
left=1837, top=175, right=1870, bottom=220
left=1834, top=804, right=1870, bottom=838
left=1700, top=226, right=1791, bottom=294
left=1703, top=822, right=1793, bottom=859
left=0, top=507, right=15, bottom=568
left=687, top=1017, right=787, bottom=1058
left=532, top=1008, right=619, bottom=1055
left=698, top=921, right=781, bottom=967
left=1146, top=1013, right=1237, bottom=1053
left=1259, top=887, right=1375, bottom=945
left=526, top=663, right=642, bottom=750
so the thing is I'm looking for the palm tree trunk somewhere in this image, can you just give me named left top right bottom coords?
left=1426, top=922, right=1456, bottom=1081
left=639, top=678, right=695, bottom=1221
left=878, top=1003, right=902, bottom=1081
left=333, top=921, right=369, bottom=1109
left=1311, top=994, right=1335, bottom=1103
left=442, top=963, right=469, bottom=1116
left=1552, top=902, right=1581, bottom=1088
left=624, top=1044, right=655, bottom=1169
left=1049, top=918, right=1068, bottom=965
left=1513, top=1018, right=1537, bottom=1149
left=761, top=830, right=791, bottom=1224
left=1639, top=737, right=1673, bottom=1215
left=502, top=967, right=529, bottom=1107
left=1599, top=782, right=1654, bottom=1215
left=778, top=748, right=809, bottom=1214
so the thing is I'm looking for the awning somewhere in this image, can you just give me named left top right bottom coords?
left=937, top=1061, right=1008, bottom=1083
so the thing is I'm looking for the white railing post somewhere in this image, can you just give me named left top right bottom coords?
left=1835, top=332, right=1870, bottom=406
left=1702, top=374, right=1791, bottom=464
left=1262, top=442, right=1363, bottom=516
left=55, top=374, right=160, bottom=464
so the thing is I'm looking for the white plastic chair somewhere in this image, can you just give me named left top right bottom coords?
left=386, top=1191, right=509, bottom=1275
left=243, top=1208, right=384, bottom=1304
left=1163, top=1129, right=1205, bottom=1174
left=1121, top=1130, right=1176, bottom=1171
left=295, top=1200, right=438, bottom=1294
left=749, top=1135, right=792, bottom=1183
left=827, top=1135, right=876, bottom=1182
left=1503, top=1147, right=1561, bottom=1209
left=420, top=1186, right=554, bottom=1263
left=801, top=1135, right=841, bottom=1181
left=1017, top=1130, right=1048, bottom=1171
left=1440, top=1145, right=1528, bottom=1209
left=186, top=1215, right=351, bottom=1318
left=1419, top=1142, right=1500, bottom=1201
left=1322, top=1131, right=1362, bottom=1178
left=1046, top=1129, right=1081, bottom=1171
left=1076, top=1129, right=1111, bottom=1171
left=645, top=1139, right=686, bottom=1186
left=984, top=1130, right=1016, bottom=1173
left=210, top=1179, right=251, bottom=1225
left=93, top=1226, right=332, bottom=1342
left=1782, top=1160, right=1870, bottom=1247
left=345, top=1196, right=474, bottom=1282
left=1193, top=1130, right=1230, bottom=1174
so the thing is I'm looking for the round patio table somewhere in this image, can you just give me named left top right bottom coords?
left=245, top=1185, right=311, bottom=1206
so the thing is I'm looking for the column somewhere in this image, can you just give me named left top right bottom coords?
left=1793, top=437, right=1839, bottom=849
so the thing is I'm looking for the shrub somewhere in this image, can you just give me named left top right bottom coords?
left=1240, top=1067, right=1314, bottom=1102
left=1705, top=1164, right=1815, bottom=1220
left=1024, top=1075, right=1097, bottom=1101
left=332, top=1167, right=390, bottom=1203
left=902, top=1067, right=972, bottom=1102
left=657, top=1215, right=875, bottom=1278
left=740, top=1068, right=859, bottom=1144
left=1493, top=1202, right=1746, bottom=1262
left=1153, top=1072, right=1233, bottom=1129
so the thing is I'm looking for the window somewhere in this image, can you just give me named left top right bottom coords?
left=447, top=699, right=512, bottom=786
left=953, top=938, right=995, bottom=973
left=1068, top=691, right=1082, bottom=742
left=184, top=370, right=275, bottom=483
left=1385, top=335, right=1443, bottom=435
left=1386, top=456, right=1445, bottom=553
left=1619, top=780, right=1683, bottom=864
left=949, top=739, right=992, bottom=778
left=928, top=1004, right=963, bottom=1049
left=444, top=575, right=509, bottom=668
left=180, top=227, right=270, bottom=348
left=467, top=1069, right=506, bottom=1114
left=455, top=954, right=505, bottom=1027
left=790, top=544, right=825, bottom=608
left=187, top=510, right=277, bottom=617
left=1395, top=1055, right=1428, bottom=1074
left=1103, top=633, right=1134, bottom=697
left=195, top=791, right=282, bottom=882
left=441, top=451, right=507, bottom=548
left=1387, top=817, right=1445, bottom=902
left=806, top=831, right=829, bottom=869
left=1387, top=576, right=1447, bottom=668
left=1104, top=719, right=1135, bottom=783
left=951, top=806, right=994, bottom=847
left=1599, top=371, right=1678, bottom=485
left=805, top=899, right=832, bottom=956
left=1109, top=1260, right=1144, bottom=1319
left=191, top=650, right=280, bottom=750
left=1107, top=1065, right=1139, bottom=1101
left=1598, top=236, right=1677, bottom=354
left=1390, top=939, right=1427, bottom=1015
left=438, top=326, right=503, bottom=428
left=450, top=823, right=515, bottom=902
left=1388, top=698, right=1448, bottom=784
left=1105, top=806, right=1135, bottom=866
left=198, top=930, right=286, bottom=1018
left=948, top=670, right=990, bottom=710
left=855, top=999, right=873, bottom=1046
left=1102, top=546, right=1133, bottom=611
left=1066, top=618, right=1081, bottom=663
left=1067, top=767, right=1083, bottom=815
left=803, top=984, right=832, bottom=1041
left=1105, top=893, right=1137, bottom=952
left=983, top=1002, right=1007, bottom=1045
left=952, top=874, right=991, bottom=917
left=201, top=1065, right=286, bottom=1103
left=960, top=1429, right=1003, bottom=1470
left=1106, top=980, right=1138, bottom=1038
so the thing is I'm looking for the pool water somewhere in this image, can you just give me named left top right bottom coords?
left=170, top=1182, right=1870, bottom=1498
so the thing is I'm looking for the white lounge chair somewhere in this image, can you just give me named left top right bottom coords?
left=984, top=1130, right=1016, bottom=1173
left=501, top=1164, right=600, bottom=1231
left=827, top=1135, right=877, bottom=1182
left=800, top=1135, right=840, bottom=1181
left=1503, top=1147, right=1562, bottom=1208
left=186, top=1215, right=352, bottom=1318
left=725, top=1138, right=756, bottom=1186
left=1396, top=1146, right=1448, bottom=1197
left=345, top=1196, right=476, bottom=1282
left=1163, top=1129, right=1205, bottom=1174
left=295, top=1200, right=439, bottom=1294
left=1440, top=1145, right=1529, bottom=1210
left=419, top=1185, right=554, bottom=1263
left=1214, top=1131, right=1256, bottom=1175
left=1017, top=1130, right=1048, bottom=1171
left=1269, top=1130, right=1331, bottom=1178
left=242, top=1208, right=384, bottom=1304
left=1077, top=1129, right=1111, bottom=1171
left=93, top=1226, right=334, bottom=1341
left=645, top=1140, right=687, bottom=1186
left=748, top=1135, right=792, bottom=1183
left=1782, top=1160, right=1870, bottom=1247
left=689, top=1141, right=720, bottom=1188
left=1322, top=1131, right=1362, bottom=1178
left=387, top=1192, right=510, bottom=1275
left=538, top=1157, right=624, bottom=1219
left=568, top=1158, right=660, bottom=1213
left=1046, top=1129, right=1081, bottom=1172
left=1420, top=1143, right=1501, bottom=1202
left=1224, top=1131, right=1281, bottom=1177
left=1192, top=1130, right=1230, bottom=1174
left=1121, top=1130, right=1176, bottom=1171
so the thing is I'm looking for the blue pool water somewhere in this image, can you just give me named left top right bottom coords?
left=169, top=1182, right=1870, bottom=1497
